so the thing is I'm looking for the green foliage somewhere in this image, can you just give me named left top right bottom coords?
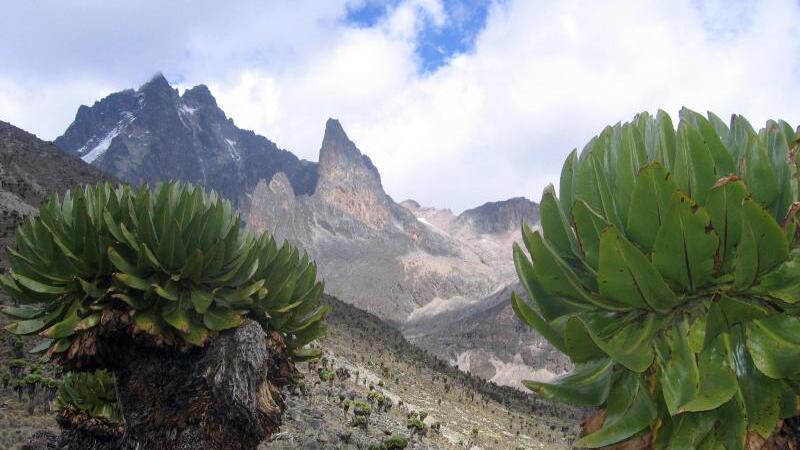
left=352, top=414, right=368, bottom=428
left=406, top=412, right=427, bottom=432
left=367, top=389, right=385, bottom=403
left=318, top=369, right=335, bottom=382
left=382, top=435, right=409, bottom=449
left=513, top=109, right=800, bottom=448
left=353, top=400, right=372, bottom=416
left=0, top=181, right=328, bottom=361
left=54, top=369, right=122, bottom=423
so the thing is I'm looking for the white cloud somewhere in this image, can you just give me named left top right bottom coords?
left=1, top=0, right=799, bottom=212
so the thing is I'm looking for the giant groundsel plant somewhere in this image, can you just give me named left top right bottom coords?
left=1, top=181, right=327, bottom=363
left=513, top=108, right=800, bottom=448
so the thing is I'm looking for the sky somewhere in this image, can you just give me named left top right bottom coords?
left=1, top=0, right=800, bottom=212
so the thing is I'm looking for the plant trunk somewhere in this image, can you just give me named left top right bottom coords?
left=55, top=319, right=293, bottom=450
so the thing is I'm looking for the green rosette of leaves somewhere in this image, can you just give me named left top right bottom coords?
left=513, top=108, right=800, bottom=448
left=1, top=181, right=327, bottom=362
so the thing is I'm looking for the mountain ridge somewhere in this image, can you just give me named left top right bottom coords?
left=54, top=74, right=317, bottom=207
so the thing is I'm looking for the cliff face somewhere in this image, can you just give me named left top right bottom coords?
left=54, top=74, right=317, bottom=209
left=315, top=119, right=390, bottom=230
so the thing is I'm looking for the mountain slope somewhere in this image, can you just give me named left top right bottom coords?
left=54, top=74, right=317, bottom=207
left=261, top=295, right=581, bottom=449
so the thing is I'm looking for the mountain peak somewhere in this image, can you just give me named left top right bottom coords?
left=324, top=118, right=347, bottom=139
left=319, top=118, right=362, bottom=164
left=140, top=73, right=174, bottom=95
left=314, top=119, right=391, bottom=229
left=182, top=84, right=217, bottom=107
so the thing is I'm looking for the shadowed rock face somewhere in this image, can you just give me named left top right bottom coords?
left=54, top=74, right=317, bottom=209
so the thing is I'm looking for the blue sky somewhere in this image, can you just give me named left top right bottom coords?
left=346, top=0, right=493, bottom=72
left=1, top=0, right=799, bottom=212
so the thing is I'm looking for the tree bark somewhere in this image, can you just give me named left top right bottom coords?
left=51, top=319, right=292, bottom=450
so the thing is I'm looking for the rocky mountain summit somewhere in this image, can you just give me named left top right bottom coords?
left=54, top=74, right=317, bottom=208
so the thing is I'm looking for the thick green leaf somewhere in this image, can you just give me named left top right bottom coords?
left=41, top=309, right=81, bottom=339
left=523, top=358, right=613, bottom=407
left=725, top=326, right=781, bottom=437
left=74, top=313, right=101, bottom=331
left=705, top=177, right=747, bottom=272
left=657, top=317, right=700, bottom=416
left=740, top=129, right=779, bottom=207
left=114, top=273, right=151, bottom=291
left=751, top=250, right=800, bottom=303
left=679, top=333, right=737, bottom=412
left=203, top=306, right=242, bottom=331
left=112, top=292, right=149, bottom=310
left=681, top=107, right=736, bottom=176
left=569, top=312, right=656, bottom=372
left=652, top=192, right=719, bottom=293
left=734, top=197, right=788, bottom=289
left=575, top=149, right=622, bottom=228
left=162, top=301, right=190, bottom=333
left=576, top=371, right=656, bottom=448
left=719, top=294, right=768, bottom=325
left=540, top=184, right=580, bottom=260
left=153, top=281, right=179, bottom=302
left=190, top=289, right=214, bottom=314
left=1, top=304, right=46, bottom=319
left=511, top=292, right=566, bottom=354
left=528, top=229, right=623, bottom=310
left=657, top=109, right=677, bottom=170
left=746, top=314, right=800, bottom=379
left=7, top=304, right=65, bottom=335
left=614, top=124, right=648, bottom=227
left=572, top=199, right=607, bottom=269
left=672, top=121, right=716, bottom=205
left=514, top=241, right=587, bottom=320
left=12, top=273, right=70, bottom=295
left=663, top=410, right=718, bottom=450
left=626, top=162, right=677, bottom=252
left=598, top=227, right=679, bottom=312
left=560, top=149, right=578, bottom=218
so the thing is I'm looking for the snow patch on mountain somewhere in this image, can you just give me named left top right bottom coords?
left=224, top=138, right=241, bottom=161
left=79, top=111, right=135, bottom=163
